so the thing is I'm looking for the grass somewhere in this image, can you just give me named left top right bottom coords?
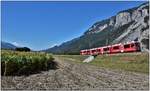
left=55, top=55, right=89, bottom=63
left=1, top=50, right=56, bottom=76
left=89, top=52, right=149, bottom=74
left=56, top=52, right=149, bottom=74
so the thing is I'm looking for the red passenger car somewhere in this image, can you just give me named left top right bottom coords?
left=123, top=41, right=141, bottom=52
left=96, top=47, right=103, bottom=54
left=80, top=41, right=141, bottom=55
left=110, top=43, right=124, bottom=53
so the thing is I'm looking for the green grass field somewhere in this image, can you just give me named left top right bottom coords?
left=55, top=55, right=89, bottom=63
left=56, top=52, right=149, bottom=74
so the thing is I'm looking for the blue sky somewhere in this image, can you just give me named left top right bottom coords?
left=1, top=1, right=145, bottom=50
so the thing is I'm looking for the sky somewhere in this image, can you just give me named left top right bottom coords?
left=1, top=1, right=146, bottom=50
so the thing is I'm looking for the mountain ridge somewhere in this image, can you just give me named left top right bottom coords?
left=1, top=41, right=17, bottom=50
left=44, top=2, right=149, bottom=54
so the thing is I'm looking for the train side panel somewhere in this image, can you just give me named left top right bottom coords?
left=102, top=46, right=111, bottom=54
left=80, top=41, right=141, bottom=55
left=123, top=42, right=140, bottom=52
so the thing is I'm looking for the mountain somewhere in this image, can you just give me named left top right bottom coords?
left=44, top=2, right=149, bottom=54
left=1, top=41, right=17, bottom=50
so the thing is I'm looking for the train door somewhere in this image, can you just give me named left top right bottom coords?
left=96, top=48, right=102, bottom=55
left=91, top=49, right=97, bottom=55
left=120, top=44, right=124, bottom=53
left=87, top=50, right=90, bottom=55
left=83, top=50, right=87, bottom=55
left=103, top=47, right=110, bottom=54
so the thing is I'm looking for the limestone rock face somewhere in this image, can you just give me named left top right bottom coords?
left=114, top=3, right=149, bottom=51
left=44, top=2, right=149, bottom=54
left=86, top=2, right=149, bottom=51
left=115, top=12, right=132, bottom=27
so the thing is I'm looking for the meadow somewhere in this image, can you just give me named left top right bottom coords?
left=56, top=52, right=149, bottom=74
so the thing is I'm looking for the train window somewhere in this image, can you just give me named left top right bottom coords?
left=92, top=50, right=96, bottom=52
left=97, top=49, right=101, bottom=52
left=103, top=48, right=109, bottom=51
left=113, top=46, right=119, bottom=49
left=131, top=44, right=135, bottom=47
left=124, top=44, right=130, bottom=48
left=83, top=51, right=86, bottom=53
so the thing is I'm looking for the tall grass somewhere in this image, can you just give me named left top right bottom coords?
left=1, top=50, right=57, bottom=76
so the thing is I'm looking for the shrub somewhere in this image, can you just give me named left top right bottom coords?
left=15, top=47, right=31, bottom=52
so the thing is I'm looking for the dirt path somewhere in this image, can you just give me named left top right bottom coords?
left=1, top=56, right=149, bottom=90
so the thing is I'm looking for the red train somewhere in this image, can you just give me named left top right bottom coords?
left=80, top=41, right=141, bottom=55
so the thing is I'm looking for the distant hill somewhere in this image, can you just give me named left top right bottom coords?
left=1, top=41, right=17, bottom=50
left=43, top=2, right=149, bottom=54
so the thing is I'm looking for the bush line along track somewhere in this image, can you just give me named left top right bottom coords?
left=1, top=55, right=149, bottom=90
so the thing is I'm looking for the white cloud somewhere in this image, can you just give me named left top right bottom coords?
left=12, top=42, right=21, bottom=47
left=50, top=44, right=58, bottom=48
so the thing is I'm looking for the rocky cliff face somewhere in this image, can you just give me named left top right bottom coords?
left=44, top=2, right=149, bottom=54
left=114, top=2, right=149, bottom=51
left=85, top=2, right=149, bottom=52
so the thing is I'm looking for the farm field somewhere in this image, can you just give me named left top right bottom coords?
left=1, top=50, right=57, bottom=76
left=1, top=52, right=149, bottom=90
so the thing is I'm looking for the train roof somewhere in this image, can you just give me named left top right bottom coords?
left=123, top=41, right=140, bottom=45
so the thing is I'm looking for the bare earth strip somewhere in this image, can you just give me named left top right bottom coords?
left=1, top=56, right=149, bottom=90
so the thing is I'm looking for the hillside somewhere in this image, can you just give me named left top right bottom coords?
left=1, top=41, right=17, bottom=50
left=44, top=2, right=149, bottom=54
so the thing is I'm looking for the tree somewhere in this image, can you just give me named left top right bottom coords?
left=15, top=47, right=31, bottom=52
